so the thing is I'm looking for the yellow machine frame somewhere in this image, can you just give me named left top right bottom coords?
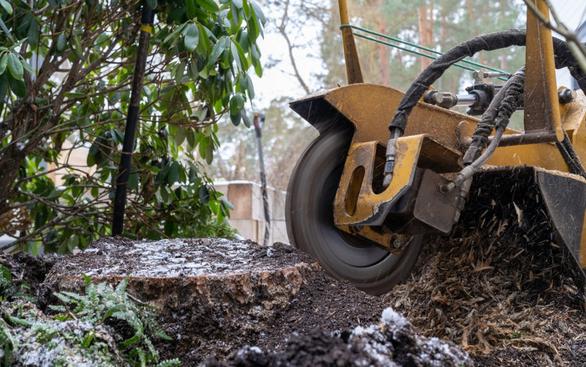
left=317, top=0, right=586, bottom=269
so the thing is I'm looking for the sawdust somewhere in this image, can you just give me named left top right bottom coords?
left=385, top=168, right=586, bottom=366
left=58, top=237, right=297, bottom=278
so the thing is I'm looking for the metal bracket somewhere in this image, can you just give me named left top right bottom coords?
left=524, top=0, right=563, bottom=140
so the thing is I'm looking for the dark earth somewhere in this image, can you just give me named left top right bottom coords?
left=8, top=237, right=473, bottom=366
left=32, top=235, right=586, bottom=366
left=41, top=238, right=413, bottom=365
left=4, top=234, right=585, bottom=366
left=4, top=168, right=586, bottom=366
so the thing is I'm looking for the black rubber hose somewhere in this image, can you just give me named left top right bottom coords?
left=463, top=68, right=525, bottom=164
left=556, top=132, right=586, bottom=176
left=388, top=29, right=586, bottom=133
left=462, top=67, right=586, bottom=182
left=465, top=67, right=586, bottom=178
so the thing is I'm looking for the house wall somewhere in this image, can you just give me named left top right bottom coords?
left=214, top=181, right=288, bottom=245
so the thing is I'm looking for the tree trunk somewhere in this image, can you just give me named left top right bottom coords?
left=0, top=151, right=25, bottom=219
left=417, top=1, right=434, bottom=72
left=374, top=0, right=390, bottom=85
left=0, top=107, right=38, bottom=222
left=439, top=3, right=448, bottom=90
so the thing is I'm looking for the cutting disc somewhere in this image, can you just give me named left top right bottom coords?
left=286, top=129, right=423, bottom=295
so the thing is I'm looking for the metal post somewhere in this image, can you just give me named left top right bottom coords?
left=338, top=0, right=363, bottom=84
left=112, top=2, right=155, bottom=235
left=524, top=0, right=562, bottom=140
left=253, top=113, right=270, bottom=246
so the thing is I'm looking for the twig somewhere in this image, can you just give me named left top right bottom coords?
left=523, top=0, right=586, bottom=73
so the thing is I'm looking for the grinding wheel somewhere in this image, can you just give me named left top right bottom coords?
left=286, top=129, right=424, bottom=295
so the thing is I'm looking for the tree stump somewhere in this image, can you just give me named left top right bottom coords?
left=42, top=237, right=472, bottom=365
left=43, top=239, right=323, bottom=359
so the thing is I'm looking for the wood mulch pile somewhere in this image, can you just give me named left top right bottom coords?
left=386, top=169, right=586, bottom=366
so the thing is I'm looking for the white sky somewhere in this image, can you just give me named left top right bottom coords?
left=550, top=0, right=586, bottom=30
left=550, top=0, right=586, bottom=86
left=250, top=8, right=324, bottom=109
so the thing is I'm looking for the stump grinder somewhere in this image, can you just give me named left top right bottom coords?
left=286, top=0, right=586, bottom=294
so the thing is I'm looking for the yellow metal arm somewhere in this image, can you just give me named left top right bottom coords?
left=338, top=0, right=363, bottom=84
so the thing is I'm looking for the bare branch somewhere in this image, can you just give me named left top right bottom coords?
left=276, top=0, right=311, bottom=94
left=523, top=0, right=586, bottom=73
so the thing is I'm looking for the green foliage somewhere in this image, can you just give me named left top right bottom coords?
left=0, top=0, right=265, bottom=252
left=0, top=318, right=15, bottom=366
left=52, top=278, right=176, bottom=366
left=156, top=359, right=182, bottom=367
left=0, top=265, right=11, bottom=297
left=0, top=264, right=29, bottom=303
left=1, top=278, right=178, bottom=367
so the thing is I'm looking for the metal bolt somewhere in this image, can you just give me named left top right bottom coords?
left=558, top=87, right=576, bottom=104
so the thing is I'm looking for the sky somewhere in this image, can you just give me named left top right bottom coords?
left=550, top=0, right=586, bottom=85
left=250, top=7, right=323, bottom=109
left=251, top=0, right=586, bottom=107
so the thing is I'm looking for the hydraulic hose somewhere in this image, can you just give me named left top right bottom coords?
left=389, top=30, right=586, bottom=134
left=381, top=29, right=586, bottom=187
left=446, top=68, right=525, bottom=191
left=463, top=68, right=525, bottom=165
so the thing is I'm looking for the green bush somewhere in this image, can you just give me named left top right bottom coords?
left=0, top=0, right=264, bottom=253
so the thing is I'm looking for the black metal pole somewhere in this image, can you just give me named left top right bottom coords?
left=253, top=113, right=271, bottom=246
left=112, top=3, right=155, bottom=235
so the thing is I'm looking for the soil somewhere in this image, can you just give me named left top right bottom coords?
left=205, top=308, right=472, bottom=367
left=41, top=232, right=585, bottom=366
left=42, top=238, right=397, bottom=365
left=0, top=252, right=59, bottom=299
left=10, top=168, right=586, bottom=366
